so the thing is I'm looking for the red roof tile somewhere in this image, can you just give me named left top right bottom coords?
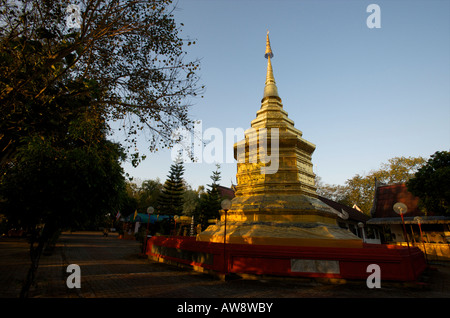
left=217, top=185, right=235, bottom=199
left=371, top=183, right=423, bottom=218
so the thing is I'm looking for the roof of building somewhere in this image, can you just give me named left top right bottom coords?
left=370, top=183, right=423, bottom=218
left=317, top=196, right=370, bottom=223
left=217, top=185, right=235, bottom=199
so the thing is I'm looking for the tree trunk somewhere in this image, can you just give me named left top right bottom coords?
left=20, top=223, right=56, bottom=298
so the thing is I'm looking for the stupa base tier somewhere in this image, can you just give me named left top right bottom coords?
left=197, top=222, right=363, bottom=248
left=146, top=236, right=427, bottom=281
left=220, top=212, right=338, bottom=224
left=222, top=194, right=340, bottom=223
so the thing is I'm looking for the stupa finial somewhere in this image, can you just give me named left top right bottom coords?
left=263, top=30, right=279, bottom=98
left=264, top=30, right=274, bottom=59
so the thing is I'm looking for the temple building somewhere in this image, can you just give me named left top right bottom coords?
left=197, top=32, right=362, bottom=248
left=368, top=182, right=450, bottom=261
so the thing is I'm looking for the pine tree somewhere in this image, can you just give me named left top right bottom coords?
left=196, top=164, right=222, bottom=229
left=207, top=164, right=222, bottom=208
left=157, top=159, right=185, bottom=216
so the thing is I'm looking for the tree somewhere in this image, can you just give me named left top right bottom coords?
left=182, top=184, right=201, bottom=216
left=315, top=175, right=352, bottom=206
left=0, top=0, right=202, bottom=297
left=0, top=0, right=203, bottom=167
left=195, top=164, right=222, bottom=229
left=316, top=156, right=426, bottom=214
left=121, top=181, right=139, bottom=217
left=138, top=179, right=163, bottom=212
left=346, top=156, right=426, bottom=213
left=345, top=174, right=377, bottom=214
left=206, top=163, right=222, bottom=209
left=0, top=106, right=128, bottom=297
left=407, top=151, right=450, bottom=216
left=376, top=156, right=427, bottom=184
left=157, top=159, right=185, bottom=216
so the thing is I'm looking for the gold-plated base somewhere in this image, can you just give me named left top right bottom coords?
left=198, top=193, right=362, bottom=248
left=197, top=222, right=363, bottom=248
left=221, top=193, right=340, bottom=223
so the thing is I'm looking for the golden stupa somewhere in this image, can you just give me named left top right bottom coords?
left=197, top=32, right=362, bottom=248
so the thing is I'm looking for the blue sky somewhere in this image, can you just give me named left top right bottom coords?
left=114, top=0, right=450, bottom=189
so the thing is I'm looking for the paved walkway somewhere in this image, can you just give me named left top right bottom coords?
left=1, top=231, right=450, bottom=299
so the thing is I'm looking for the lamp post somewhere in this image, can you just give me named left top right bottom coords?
left=414, top=216, right=428, bottom=263
left=190, top=215, right=194, bottom=237
left=393, top=202, right=410, bottom=248
left=173, top=215, right=180, bottom=236
left=358, top=222, right=366, bottom=243
left=221, top=199, right=232, bottom=274
left=143, top=206, right=154, bottom=254
left=394, top=202, right=416, bottom=278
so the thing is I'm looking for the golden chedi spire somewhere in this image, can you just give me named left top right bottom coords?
left=263, top=31, right=279, bottom=99
left=196, top=31, right=362, bottom=249
left=264, top=30, right=274, bottom=59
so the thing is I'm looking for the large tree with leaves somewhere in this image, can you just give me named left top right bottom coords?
left=0, top=102, right=128, bottom=297
left=316, top=156, right=426, bottom=214
left=0, top=0, right=201, bottom=297
left=0, top=23, right=128, bottom=295
left=407, top=151, right=450, bottom=216
left=0, top=0, right=203, bottom=167
left=137, top=179, right=163, bottom=212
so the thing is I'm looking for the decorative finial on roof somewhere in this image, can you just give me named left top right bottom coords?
left=263, top=30, right=279, bottom=98
left=265, top=30, right=273, bottom=59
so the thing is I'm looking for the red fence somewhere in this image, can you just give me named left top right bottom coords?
left=147, top=236, right=427, bottom=281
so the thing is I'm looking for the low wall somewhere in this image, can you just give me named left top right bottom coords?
left=396, top=242, right=450, bottom=262
left=146, top=236, right=426, bottom=281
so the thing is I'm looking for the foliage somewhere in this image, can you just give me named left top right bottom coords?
left=0, top=103, right=127, bottom=297
left=0, top=0, right=201, bottom=297
left=0, top=0, right=203, bottom=167
left=138, top=179, right=163, bottom=212
left=121, top=178, right=164, bottom=218
left=315, top=176, right=352, bottom=206
left=157, top=158, right=185, bottom=216
left=316, top=156, right=426, bottom=214
left=1, top=139, right=126, bottom=230
left=121, top=182, right=139, bottom=218
left=195, top=164, right=222, bottom=229
left=407, top=151, right=450, bottom=216
left=182, top=184, right=202, bottom=217
left=123, top=177, right=203, bottom=219
left=205, top=163, right=222, bottom=210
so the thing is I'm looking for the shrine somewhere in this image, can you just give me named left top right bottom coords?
left=197, top=32, right=362, bottom=248
left=146, top=32, right=427, bottom=282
